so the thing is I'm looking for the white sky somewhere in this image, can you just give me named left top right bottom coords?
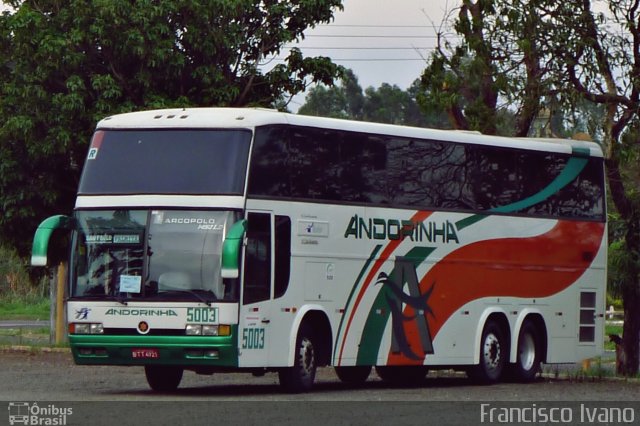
left=284, top=0, right=459, bottom=109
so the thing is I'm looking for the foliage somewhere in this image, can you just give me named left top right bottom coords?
left=0, top=0, right=344, bottom=256
left=299, top=69, right=449, bottom=127
left=0, top=243, right=34, bottom=296
left=0, top=242, right=48, bottom=320
left=418, top=0, right=560, bottom=136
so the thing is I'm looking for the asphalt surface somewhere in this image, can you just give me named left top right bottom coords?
left=0, top=350, right=638, bottom=426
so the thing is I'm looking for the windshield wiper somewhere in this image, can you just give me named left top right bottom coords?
left=105, top=293, right=129, bottom=305
left=157, top=289, right=216, bottom=306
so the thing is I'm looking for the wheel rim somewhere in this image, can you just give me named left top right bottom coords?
left=482, top=332, right=502, bottom=373
left=519, top=332, right=536, bottom=371
left=299, top=337, right=315, bottom=377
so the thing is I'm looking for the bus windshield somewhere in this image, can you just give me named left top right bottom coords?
left=78, top=129, right=251, bottom=195
left=71, top=210, right=239, bottom=302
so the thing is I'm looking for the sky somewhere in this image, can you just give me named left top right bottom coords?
left=283, top=0, right=458, bottom=109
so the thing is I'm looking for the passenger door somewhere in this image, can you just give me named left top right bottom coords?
left=238, top=211, right=273, bottom=367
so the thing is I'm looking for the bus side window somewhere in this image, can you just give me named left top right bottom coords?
left=274, top=215, right=291, bottom=299
left=243, top=213, right=271, bottom=305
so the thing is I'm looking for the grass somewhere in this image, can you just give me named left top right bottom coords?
left=0, top=243, right=50, bottom=320
left=0, top=296, right=49, bottom=320
left=604, top=324, right=623, bottom=351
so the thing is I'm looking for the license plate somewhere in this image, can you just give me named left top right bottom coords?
left=132, top=348, right=159, bottom=359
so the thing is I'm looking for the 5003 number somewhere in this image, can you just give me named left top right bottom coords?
left=186, top=307, right=217, bottom=323
left=242, top=327, right=265, bottom=349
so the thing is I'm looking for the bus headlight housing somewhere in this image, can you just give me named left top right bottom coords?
left=185, top=324, right=231, bottom=336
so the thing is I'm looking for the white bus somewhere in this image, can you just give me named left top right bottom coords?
left=32, top=108, right=606, bottom=392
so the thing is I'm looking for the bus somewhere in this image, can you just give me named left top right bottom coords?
left=31, top=108, right=607, bottom=392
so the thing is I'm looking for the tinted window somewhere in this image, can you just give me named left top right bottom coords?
left=243, top=212, right=271, bottom=305
left=274, top=215, right=291, bottom=299
left=79, top=129, right=251, bottom=195
left=248, top=125, right=605, bottom=221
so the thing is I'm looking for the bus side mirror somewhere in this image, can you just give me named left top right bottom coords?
left=221, top=219, right=247, bottom=279
left=31, top=215, right=75, bottom=267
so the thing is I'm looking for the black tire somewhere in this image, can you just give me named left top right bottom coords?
left=279, top=323, right=317, bottom=393
left=511, top=321, right=541, bottom=382
left=375, top=365, right=429, bottom=386
left=144, top=365, right=184, bottom=392
left=468, top=320, right=507, bottom=384
left=335, top=366, right=372, bottom=384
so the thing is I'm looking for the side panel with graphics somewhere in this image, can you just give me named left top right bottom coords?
left=246, top=195, right=605, bottom=369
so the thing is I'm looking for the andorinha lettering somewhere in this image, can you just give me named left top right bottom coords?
left=344, top=214, right=460, bottom=243
left=105, top=308, right=178, bottom=317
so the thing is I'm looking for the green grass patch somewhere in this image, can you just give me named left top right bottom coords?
left=605, top=323, right=623, bottom=351
left=0, top=296, right=49, bottom=320
left=0, top=242, right=50, bottom=320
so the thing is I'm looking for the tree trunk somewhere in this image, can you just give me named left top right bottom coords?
left=622, top=218, right=640, bottom=375
left=605, top=155, right=640, bottom=375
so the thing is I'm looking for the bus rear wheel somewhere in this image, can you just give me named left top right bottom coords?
left=279, top=323, right=317, bottom=393
left=469, top=320, right=507, bottom=384
left=144, top=365, right=183, bottom=392
left=335, top=366, right=372, bottom=385
left=511, top=321, right=541, bottom=382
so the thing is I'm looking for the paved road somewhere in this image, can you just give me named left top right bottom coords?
left=0, top=320, right=49, bottom=328
left=1, top=350, right=638, bottom=426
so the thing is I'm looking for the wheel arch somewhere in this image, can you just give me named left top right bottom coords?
left=474, top=309, right=511, bottom=365
left=288, top=305, right=333, bottom=367
left=511, top=311, right=548, bottom=364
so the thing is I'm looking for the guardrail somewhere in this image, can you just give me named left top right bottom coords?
left=606, top=306, right=624, bottom=326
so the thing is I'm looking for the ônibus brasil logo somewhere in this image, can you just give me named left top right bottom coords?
left=7, top=402, right=72, bottom=426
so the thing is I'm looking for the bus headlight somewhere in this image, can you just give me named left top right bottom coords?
left=185, top=324, right=203, bottom=335
left=185, top=324, right=231, bottom=336
left=202, top=325, right=218, bottom=336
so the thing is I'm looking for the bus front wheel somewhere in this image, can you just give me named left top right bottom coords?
left=144, top=365, right=183, bottom=392
left=279, top=323, right=317, bottom=393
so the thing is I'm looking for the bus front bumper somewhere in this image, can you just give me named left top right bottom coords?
left=69, top=333, right=238, bottom=367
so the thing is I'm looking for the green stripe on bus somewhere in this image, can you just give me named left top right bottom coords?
left=356, top=246, right=435, bottom=365
left=490, top=157, right=588, bottom=214
left=456, top=156, right=589, bottom=231
left=333, top=244, right=382, bottom=362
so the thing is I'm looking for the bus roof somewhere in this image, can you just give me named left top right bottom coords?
left=97, top=107, right=604, bottom=158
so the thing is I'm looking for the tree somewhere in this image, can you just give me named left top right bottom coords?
left=0, top=0, right=344, bottom=256
left=298, top=69, right=361, bottom=119
left=419, top=0, right=555, bottom=136
left=299, top=70, right=448, bottom=127
left=421, top=0, right=640, bottom=374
